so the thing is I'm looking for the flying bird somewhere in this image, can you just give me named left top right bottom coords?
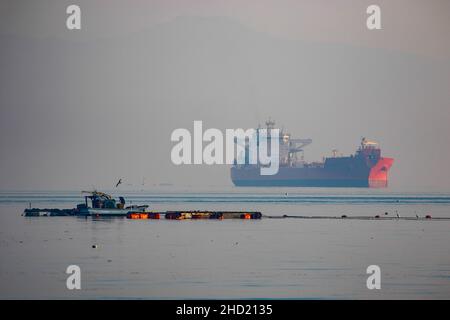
left=115, top=179, right=122, bottom=188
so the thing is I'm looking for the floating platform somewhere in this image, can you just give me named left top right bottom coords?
left=23, top=207, right=140, bottom=217
left=23, top=208, right=263, bottom=220
left=23, top=208, right=78, bottom=217
left=127, top=211, right=263, bottom=220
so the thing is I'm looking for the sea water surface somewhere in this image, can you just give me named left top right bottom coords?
left=1, top=188, right=450, bottom=299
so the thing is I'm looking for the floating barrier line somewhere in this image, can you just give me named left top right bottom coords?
left=264, top=215, right=450, bottom=221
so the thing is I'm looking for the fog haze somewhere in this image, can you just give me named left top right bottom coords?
left=1, top=1, right=449, bottom=190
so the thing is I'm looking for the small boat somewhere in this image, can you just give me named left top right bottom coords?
left=24, top=191, right=147, bottom=217
left=77, top=191, right=148, bottom=216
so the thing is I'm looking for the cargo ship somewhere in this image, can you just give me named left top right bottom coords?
left=231, top=120, right=394, bottom=188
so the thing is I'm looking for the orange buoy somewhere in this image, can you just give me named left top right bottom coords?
left=127, top=213, right=141, bottom=219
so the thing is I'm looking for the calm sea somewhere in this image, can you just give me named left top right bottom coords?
left=1, top=188, right=450, bottom=299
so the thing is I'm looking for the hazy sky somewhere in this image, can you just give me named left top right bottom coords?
left=1, top=0, right=449, bottom=190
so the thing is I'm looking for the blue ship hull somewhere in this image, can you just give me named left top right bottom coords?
left=231, top=178, right=370, bottom=188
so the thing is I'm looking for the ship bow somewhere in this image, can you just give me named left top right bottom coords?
left=368, top=157, right=394, bottom=188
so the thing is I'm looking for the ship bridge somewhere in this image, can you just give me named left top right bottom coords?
left=361, top=138, right=379, bottom=149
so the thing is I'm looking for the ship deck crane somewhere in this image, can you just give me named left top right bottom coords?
left=288, top=138, right=312, bottom=153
